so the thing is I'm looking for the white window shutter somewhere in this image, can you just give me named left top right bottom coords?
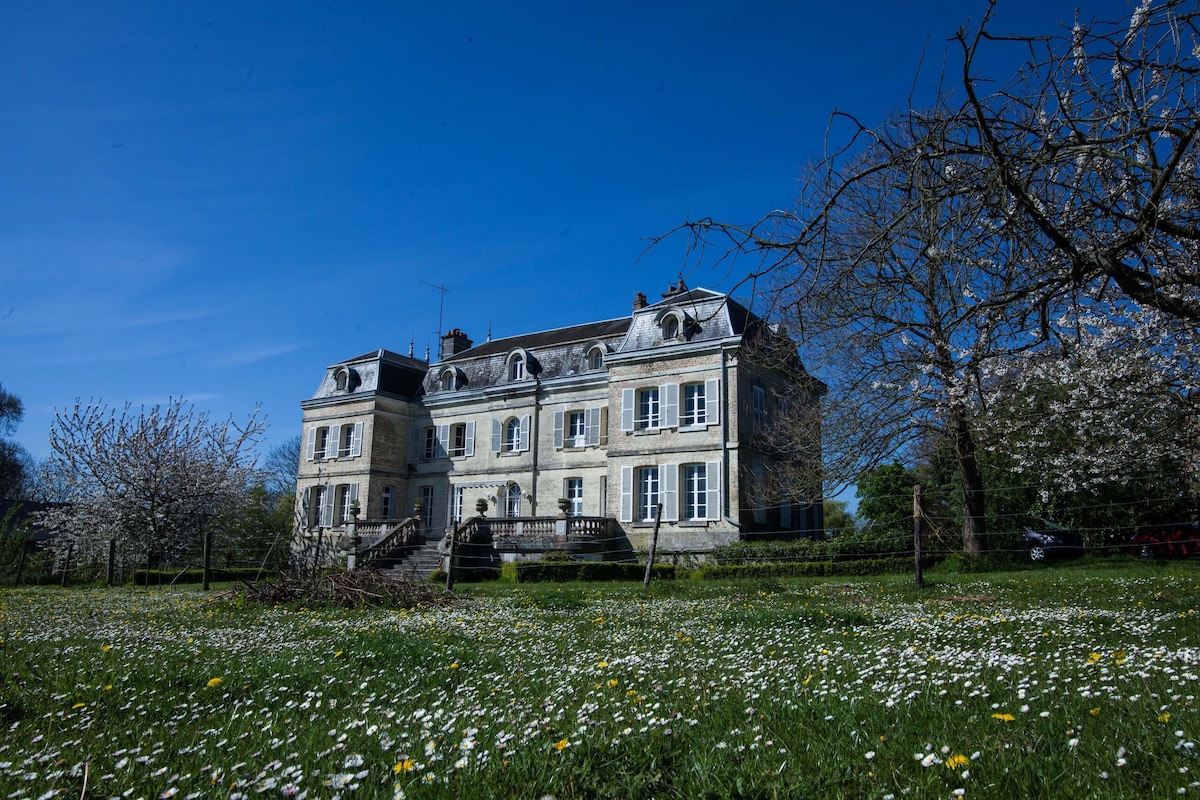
left=585, top=407, right=601, bottom=446
left=305, top=427, right=316, bottom=461
left=464, top=421, right=476, bottom=457
left=705, top=378, right=720, bottom=425
left=349, top=483, right=359, bottom=510
left=435, top=424, right=449, bottom=458
left=519, top=415, right=531, bottom=451
left=350, top=422, right=363, bottom=457
left=661, top=463, right=679, bottom=522
left=491, top=418, right=502, bottom=453
left=619, top=466, right=633, bottom=522
left=705, top=461, right=722, bottom=521
left=621, top=388, right=635, bottom=431
left=553, top=411, right=564, bottom=449
left=319, top=487, right=333, bottom=527
left=411, top=428, right=423, bottom=460
left=661, top=383, right=679, bottom=428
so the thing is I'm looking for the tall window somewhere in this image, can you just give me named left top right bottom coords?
left=752, top=385, right=767, bottom=429
left=450, top=422, right=468, bottom=457
left=504, top=418, right=521, bottom=452
left=509, top=354, right=525, bottom=381
left=308, top=485, right=328, bottom=528
left=451, top=487, right=464, bottom=523
left=682, top=464, right=707, bottom=521
left=315, top=427, right=331, bottom=460
left=586, top=348, right=604, bottom=371
left=381, top=486, right=394, bottom=521
left=567, top=411, right=586, bottom=447
left=334, top=484, right=358, bottom=525
left=661, top=316, right=679, bottom=340
left=439, top=370, right=455, bottom=391
left=637, top=388, right=660, bottom=430
left=682, top=383, right=707, bottom=426
left=422, top=427, right=438, bottom=460
left=565, top=478, right=583, bottom=516
left=420, top=486, right=434, bottom=528
left=636, top=467, right=660, bottom=522
left=505, top=483, right=522, bottom=518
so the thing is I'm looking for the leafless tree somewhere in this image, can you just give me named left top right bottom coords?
left=957, top=0, right=1200, bottom=321
left=261, top=435, right=301, bottom=499
left=660, top=0, right=1200, bottom=555
left=39, top=398, right=266, bottom=570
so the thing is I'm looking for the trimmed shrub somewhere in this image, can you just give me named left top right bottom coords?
left=691, top=557, right=911, bottom=580
left=510, top=561, right=674, bottom=583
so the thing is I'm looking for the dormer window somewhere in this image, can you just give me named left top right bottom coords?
left=439, top=370, right=455, bottom=391
left=585, top=346, right=605, bottom=371
left=662, top=316, right=679, bottom=340
left=505, top=348, right=539, bottom=382
left=333, top=366, right=360, bottom=393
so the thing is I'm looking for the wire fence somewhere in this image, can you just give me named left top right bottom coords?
left=4, top=480, right=1196, bottom=585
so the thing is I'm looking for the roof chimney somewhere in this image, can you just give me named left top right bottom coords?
left=662, top=277, right=687, bottom=299
left=440, top=328, right=473, bottom=359
left=633, top=291, right=648, bottom=310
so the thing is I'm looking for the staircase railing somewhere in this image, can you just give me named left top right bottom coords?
left=353, top=517, right=422, bottom=567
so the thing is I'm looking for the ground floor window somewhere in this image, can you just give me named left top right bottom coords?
left=505, top=483, right=522, bottom=518
left=565, top=477, right=583, bottom=516
left=636, top=467, right=659, bottom=522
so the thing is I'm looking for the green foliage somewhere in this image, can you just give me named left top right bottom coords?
left=692, top=557, right=911, bottom=580
left=508, top=561, right=674, bottom=583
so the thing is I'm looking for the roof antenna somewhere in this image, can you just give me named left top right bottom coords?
left=420, top=281, right=449, bottom=340
left=487, top=322, right=493, bottom=342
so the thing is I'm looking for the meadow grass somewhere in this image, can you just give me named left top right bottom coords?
left=2, top=560, right=1199, bottom=799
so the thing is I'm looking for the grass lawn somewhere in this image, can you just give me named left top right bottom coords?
left=2, top=560, right=1199, bottom=798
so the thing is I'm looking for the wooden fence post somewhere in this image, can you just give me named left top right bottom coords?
left=643, top=503, right=663, bottom=589
left=913, top=484, right=923, bottom=589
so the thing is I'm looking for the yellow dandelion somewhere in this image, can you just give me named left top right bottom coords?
left=71, top=702, right=86, bottom=709
left=449, top=662, right=459, bottom=669
left=597, top=661, right=608, bottom=668
left=991, top=712, right=1015, bottom=722
left=1159, top=712, right=1172, bottom=723
left=100, top=644, right=112, bottom=652
left=206, top=677, right=224, bottom=688
left=608, top=679, right=619, bottom=688
left=333, top=651, right=344, bottom=659
left=393, top=759, right=414, bottom=773
left=1089, top=707, right=1100, bottom=716
left=553, top=738, right=570, bottom=751
left=945, top=754, right=970, bottom=770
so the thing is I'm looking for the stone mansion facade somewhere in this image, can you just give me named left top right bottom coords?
left=296, top=283, right=825, bottom=557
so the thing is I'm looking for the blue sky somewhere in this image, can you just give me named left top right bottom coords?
left=1, top=0, right=1138, bottom=464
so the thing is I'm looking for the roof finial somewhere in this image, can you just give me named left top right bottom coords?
left=408, top=337, right=414, bottom=358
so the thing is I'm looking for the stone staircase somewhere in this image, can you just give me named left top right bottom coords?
left=374, top=538, right=445, bottom=581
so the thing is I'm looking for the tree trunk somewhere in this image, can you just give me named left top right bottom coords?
left=951, top=409, right=988, bottom=556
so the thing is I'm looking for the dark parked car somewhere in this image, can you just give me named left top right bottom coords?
left=1023, top=520, right=1085, bottom=562
left=1129, top=519, right=1200, bottom=559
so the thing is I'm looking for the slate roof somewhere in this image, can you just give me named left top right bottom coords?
left=441, top=318, right=631, bottom=362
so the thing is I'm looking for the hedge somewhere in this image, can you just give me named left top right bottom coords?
left=691, top=557, right=912, bottom=580
left=503, top=561, right=675, bottom=583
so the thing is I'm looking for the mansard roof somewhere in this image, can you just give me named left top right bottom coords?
left=306, top=348, right=428, bottom=403
left=441, top=318, right=630, bottom=362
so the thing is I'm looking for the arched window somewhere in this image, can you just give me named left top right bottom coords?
left=509, top=353, right=526, bottom=381
left=439, top=370, right=455, bottom=391
left=586, top=347, right=604, bottom=371
left=662, top=316, right=679, bottom=340
left=504, top=417, right=522, bottom=452
left=505, top=483, right=522, bottom=518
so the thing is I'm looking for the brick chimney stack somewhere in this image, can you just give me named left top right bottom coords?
left=440, top=328, right=473, bottom=359
left=633, top=292, right=648, bottom=310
